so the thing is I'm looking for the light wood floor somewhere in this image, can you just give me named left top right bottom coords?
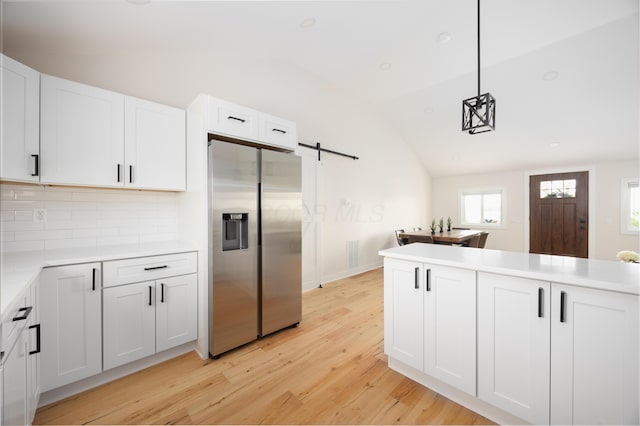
left=34, top=268, right=493, bottom=425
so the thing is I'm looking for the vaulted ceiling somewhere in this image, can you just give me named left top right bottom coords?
left=2, top=0, right=638, bottom=176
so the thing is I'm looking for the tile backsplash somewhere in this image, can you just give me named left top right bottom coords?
left=1, top=183, right=180, bottom=252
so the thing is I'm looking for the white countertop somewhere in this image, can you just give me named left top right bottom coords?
left=1, top=241, right=199, bottom=315
left=379, top=243, right=640, bottom=296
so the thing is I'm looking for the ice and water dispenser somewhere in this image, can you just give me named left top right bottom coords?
left=222, top=213, right=248, bottom=251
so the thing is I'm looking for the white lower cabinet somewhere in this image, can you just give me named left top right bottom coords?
left=103, top=274, right=197, bottom=370
left=26, top=278, right=41, bottom=424
left=383, top=258, right=424, bottom=371
left=477, top=273, right=551, bottom=424
left=424, top=264, right=476, bottom=395
left=550, top=283, right=639, bottom=425
left=384, top=259, right=476, bottom=395
left=3, top=333, right=27, bottom=426
left=40, top=263, right=102, bottom=392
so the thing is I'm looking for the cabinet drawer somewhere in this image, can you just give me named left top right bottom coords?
left=1, top=292, right=30, bottom=359
left=103, top=252, right=197, bottom=287
left=259, top=113, right=297, bottom=151
left=208, top=97, right=259, bottom=141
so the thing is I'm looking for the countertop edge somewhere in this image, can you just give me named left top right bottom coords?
left=379, top=244, right=640, bottom=296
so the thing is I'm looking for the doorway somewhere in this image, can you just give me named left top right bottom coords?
left=529, top=171, right=589, bottom=258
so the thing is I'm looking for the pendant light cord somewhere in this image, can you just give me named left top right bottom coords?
left=477, top=0, right=481, bottom=97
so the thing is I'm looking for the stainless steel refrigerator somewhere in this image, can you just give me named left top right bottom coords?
left=208, top=139, right=302, bottom=358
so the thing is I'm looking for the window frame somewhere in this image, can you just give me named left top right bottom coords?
left=459, top=187, right=506, bottom=229
left=620, top=178, right=639, bottom=235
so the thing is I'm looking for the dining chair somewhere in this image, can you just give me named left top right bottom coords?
left=478, top=232, right=489, bottom=248
left=467, top=234, right=481, bottom=248
left=395, top=229, right=408, bottom=246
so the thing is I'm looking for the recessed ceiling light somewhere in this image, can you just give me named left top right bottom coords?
left=549, top=142, right=560, bottom=148
left=300, top=18, right=316, bottom=29
left=379, top=62, right=391, bottom=71
left=542, top=71, right=559, bottom=82
left=423, top=107, right=434, bottom=114
left=436, top=32, right=452, bottom=44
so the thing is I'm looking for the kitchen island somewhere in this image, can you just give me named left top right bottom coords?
left=379, top=243, right=639, bottom=425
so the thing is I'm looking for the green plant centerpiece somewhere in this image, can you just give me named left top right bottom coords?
left=430, top=219, right=437, bottom=234
left=447, top=217, right=452, bottom=231
left=438, top=217, right=444, bottom=233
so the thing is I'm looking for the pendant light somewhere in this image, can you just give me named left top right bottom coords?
left=462, top=0, right=496, bottom=134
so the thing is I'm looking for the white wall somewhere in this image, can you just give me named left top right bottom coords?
left=0, top=183, right=180, bottom=252
left=432, top=160, right=639, bottom=260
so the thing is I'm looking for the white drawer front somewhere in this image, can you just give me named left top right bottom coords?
left=1, top=292, right=29, bottom=357
left=103, top=252, right=197, bottom=287
left=259, top=113, right=297, bottom=151
left=208, top=97, right=259, bottom=141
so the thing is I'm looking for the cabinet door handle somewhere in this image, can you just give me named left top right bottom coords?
left=117, top=164, right=121, bottom=182
left=161, top=283, right=165, bottom=303
left=149, top=286, right=153, bottom=306
left=414, top=267, right=419, bottom=289
left=12, top=306, right=32, bottom=321
left=538, top=287, right=544, bottom=318
left=426, top=269, right=431, bottom=292
left=129, top=165, right=133, bottom=183
left=92, top=268, right=97, bottom=291
left=29, top=324, right=41, bottom=355
left=560, top=291, right=566, bottom=323
left=227, top=116, right=246, bottom=123
left=31, top=154, right=39, bottom=177
left=272, top=128, right=287, bottom=134
left=144, top=265, right=168, bottom=271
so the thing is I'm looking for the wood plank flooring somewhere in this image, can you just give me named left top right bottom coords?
left=34, top=268, right=493, bottom=425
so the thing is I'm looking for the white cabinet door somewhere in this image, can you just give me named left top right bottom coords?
left=26, top=278, right=41, bottom=425
left=2, top=333, right=27, bottom=426
left=156, top=274, right=197, bottom=352
left=477, top=273, right=550, bottom=425
left=258, top=113, right=297, bottom=151
left=424, top=265, right=476, bottom=395
left=124, top=96, right=186, bottom=191
left=1, top=54, right=40, bottom=182
left=40, top=74, right=124, bottom=187
left=40, top=263, right=102, bottom=392
left=103, top=281, right=156, bottom=370
left=551, top=284, right=639, bottom=425
left=383, top=258, right=423, bottom=371
left=208, top=96, right=260, bottom=141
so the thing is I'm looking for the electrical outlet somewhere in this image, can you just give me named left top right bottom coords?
left=34, top=208, right=47, bottom=224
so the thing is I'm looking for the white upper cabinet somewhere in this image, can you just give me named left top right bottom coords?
left=206, top=95, right=297, bottom=152
left=258, top=113, right=297, bottom=151
left=208, top=96, right=260, bottom=142
left=40, top=74, right=125, bottom=187
left=124, top=96, right=185, bottom=191
left=1, top=55, right=40, bottom=182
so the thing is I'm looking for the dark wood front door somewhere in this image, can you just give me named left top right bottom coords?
left=530, top=171, right=588, bottom=258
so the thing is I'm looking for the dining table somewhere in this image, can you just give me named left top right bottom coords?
left=399, top=229, right=482, bottom=245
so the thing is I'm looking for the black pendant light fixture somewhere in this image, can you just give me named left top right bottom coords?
left=462, top=0, right=495, bottom=134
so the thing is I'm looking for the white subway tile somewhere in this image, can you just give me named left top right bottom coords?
left=45, top=238, right=97, bottom=250
left=16, top=189, right=72, bottom=201
left=96, top=235, right=139, bottom=247
left=2, top=240, right=45, bottom=252
left=0, top=188, right=15, bottom=200
left=2, top=221, right=44, bottom=232
left=1, top=200, right=45, bottom=210
left=0, top=211, right=15, bottom=221
left=139, top=233, right=178, bottom=243
left=1, top=231, right=15, bottom=242
left=14, top=211, right=34, bottom=222
left=73, top=228, right=118, bottom=238
left=15, top=229, right=74, bottom=241
left=46, top=220, right=97, bottom=230
left=47, top=210, right=72, bottom=221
